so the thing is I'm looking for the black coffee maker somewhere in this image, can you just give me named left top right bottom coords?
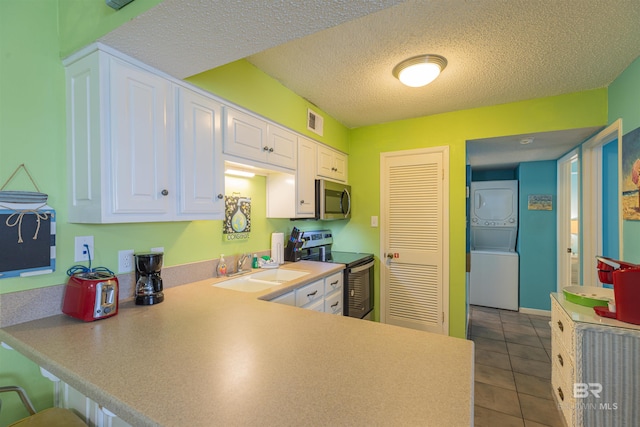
left=134, top=252, right=164, bottom=305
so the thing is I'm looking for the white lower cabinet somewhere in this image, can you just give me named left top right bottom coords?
left=550, top=294, right=640, bottom=427
left=270, top=271, right=343, bottom=315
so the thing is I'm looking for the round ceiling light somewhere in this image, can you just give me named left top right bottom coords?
left=392, top=54, right=448, bottom=87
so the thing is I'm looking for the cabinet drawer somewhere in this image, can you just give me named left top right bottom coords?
left=324, top=291, right=343, bottom=315
left=295, top=279, right=324, bottom=307
left=551, top=297, right=575, bottom=359
left=303, top=297, right=325, bottom=312
left=271, top=291, right=295, bottom=306
left=324, top=271, right=343, bottom=294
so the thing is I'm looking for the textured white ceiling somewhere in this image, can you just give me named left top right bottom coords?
left=248, top=0, right=640, bottom=128
left=100, top=0, right=403, bottom=79
left=101, top=0, right=640, bottom=168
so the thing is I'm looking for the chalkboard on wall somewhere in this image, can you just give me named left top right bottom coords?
left=0, top=205, right=56, bottom=279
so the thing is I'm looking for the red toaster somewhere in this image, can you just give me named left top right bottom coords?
left=62, top=272, right=119, bottom=321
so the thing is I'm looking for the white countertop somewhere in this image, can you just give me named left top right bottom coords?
left=1, top=261, right=474, bottom=426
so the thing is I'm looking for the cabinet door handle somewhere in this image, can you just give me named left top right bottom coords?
left=161, top=189, right=169, bottom=196
left=557, top=320, right=564, bottom=332
left=331, top=301, right=339, bottom=308
left=557, top=354, right=563, bottom=366
left=557, top=387, right=564, bottom=401
left=300, top=200, right=305, bottom=205
left=330, top=280, right=339, bottom=286
left=307, top=290, right=318, bottom=298
left=269, top=147, right=274, bottom=153
left=217, top=194, right=224, bottom=199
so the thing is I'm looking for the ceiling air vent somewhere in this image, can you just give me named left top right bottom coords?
left=106, top=0, right=135, bottom=10
left=307, top=108, right=324, bottom=137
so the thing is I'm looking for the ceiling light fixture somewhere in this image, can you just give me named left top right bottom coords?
left=392, top=54, right=447, bottom=87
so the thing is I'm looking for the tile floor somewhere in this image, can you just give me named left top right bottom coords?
left=469, top=305, right=565, bottom=427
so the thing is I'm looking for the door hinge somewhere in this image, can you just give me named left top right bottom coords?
left=442, top=312, right=445, bottom=323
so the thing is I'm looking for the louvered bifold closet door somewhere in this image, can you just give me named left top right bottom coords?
left=382, top=150, right=444, bottom=333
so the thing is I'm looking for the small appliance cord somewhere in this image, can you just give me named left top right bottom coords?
left=66, top=244, right=115, bottom=276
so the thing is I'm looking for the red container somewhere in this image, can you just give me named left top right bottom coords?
left=596, top=256, right=638, bottom=285
left=612, top=267, right=640, bottom=325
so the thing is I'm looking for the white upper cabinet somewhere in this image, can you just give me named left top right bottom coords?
left=317, top=144, right=348, bottom=182
left=65, top=47, right=224, bottom=223
left=176, top=87, right=225, bottom=219
left=296, top=137, right=317, bottom=217
left=109, top=56, right=174, bottom=219
left=224, top=107, right=296, bottom=170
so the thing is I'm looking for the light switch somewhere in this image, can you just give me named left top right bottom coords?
left=371, top=216, right=379, bottom=227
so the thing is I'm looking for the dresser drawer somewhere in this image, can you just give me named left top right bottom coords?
left=295, top=279, right=325, bottom=307
left=551, top=297, right=575, bottom=359
left=552, top=363, right=574, bottom=427
left=551, top=331, right=575, bottom=387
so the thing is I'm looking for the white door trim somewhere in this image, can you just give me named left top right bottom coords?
left=557, top=149, right=579, bottom=292
left=582, top=119, right=622, bottom=286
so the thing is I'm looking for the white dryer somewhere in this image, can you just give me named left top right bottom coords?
left=469, top=180, right=519, bottom=310
left=470, top=180, right=518, bottom=251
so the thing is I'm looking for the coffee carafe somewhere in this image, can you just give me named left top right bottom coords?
left=134, top=252, right=164, bottom=305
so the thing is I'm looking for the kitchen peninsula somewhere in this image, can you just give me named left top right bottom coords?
left=0, top=262, right=473, bottom=426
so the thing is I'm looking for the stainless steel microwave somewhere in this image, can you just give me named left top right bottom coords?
left=316, top=179, right=351, bottom=220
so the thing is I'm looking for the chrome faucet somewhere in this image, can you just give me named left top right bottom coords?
left=237, top=253, right=250, bottom=273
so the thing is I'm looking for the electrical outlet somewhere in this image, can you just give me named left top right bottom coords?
left=118, top=250, right=135, bottom=273
left=74, top=236, right=95, bottom=262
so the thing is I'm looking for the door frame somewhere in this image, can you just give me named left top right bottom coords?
left=557, top=149, right=579, bottom=292
left=581, top=119, right=622, bottom=286
left=379, top=146, right=449, bottom=334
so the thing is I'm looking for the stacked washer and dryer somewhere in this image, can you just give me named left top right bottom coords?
left=469, top=180, right=519, bottom=311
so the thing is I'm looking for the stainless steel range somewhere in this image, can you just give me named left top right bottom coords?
left=285, top=229, right=374, bottom=319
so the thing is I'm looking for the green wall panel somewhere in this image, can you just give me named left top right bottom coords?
left=186, top=60, right=350, bottom=153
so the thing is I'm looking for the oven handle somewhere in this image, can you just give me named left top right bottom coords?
left=349, top=260, right=374, bottom=274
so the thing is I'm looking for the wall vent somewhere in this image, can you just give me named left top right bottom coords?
left=307, top=108, right=324, bottom=137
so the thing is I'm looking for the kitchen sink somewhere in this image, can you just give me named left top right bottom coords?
left=213, top=269, right=309, bottom=292
left=250, top=269, right=309, bottom=283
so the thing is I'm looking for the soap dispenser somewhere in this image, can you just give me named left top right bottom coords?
left=216, top=254, right=227, bottom=277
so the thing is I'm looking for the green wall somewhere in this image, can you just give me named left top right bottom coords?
left=187, top=61, right=349, bottom=153
left=609, top=56, right=640, bottom=262
left=347, top=90, right=607, bottom=337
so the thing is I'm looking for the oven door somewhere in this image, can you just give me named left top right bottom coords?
left=345, top=259, right=374, bottom=319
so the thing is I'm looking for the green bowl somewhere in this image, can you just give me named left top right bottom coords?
left=563, top=286, right=613, bottom=308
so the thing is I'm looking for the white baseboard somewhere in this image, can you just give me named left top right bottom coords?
left=519, top=307, right=551, bottom=317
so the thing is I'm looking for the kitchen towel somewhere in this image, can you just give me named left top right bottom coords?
left=271, top=232, right=284, bottom=264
